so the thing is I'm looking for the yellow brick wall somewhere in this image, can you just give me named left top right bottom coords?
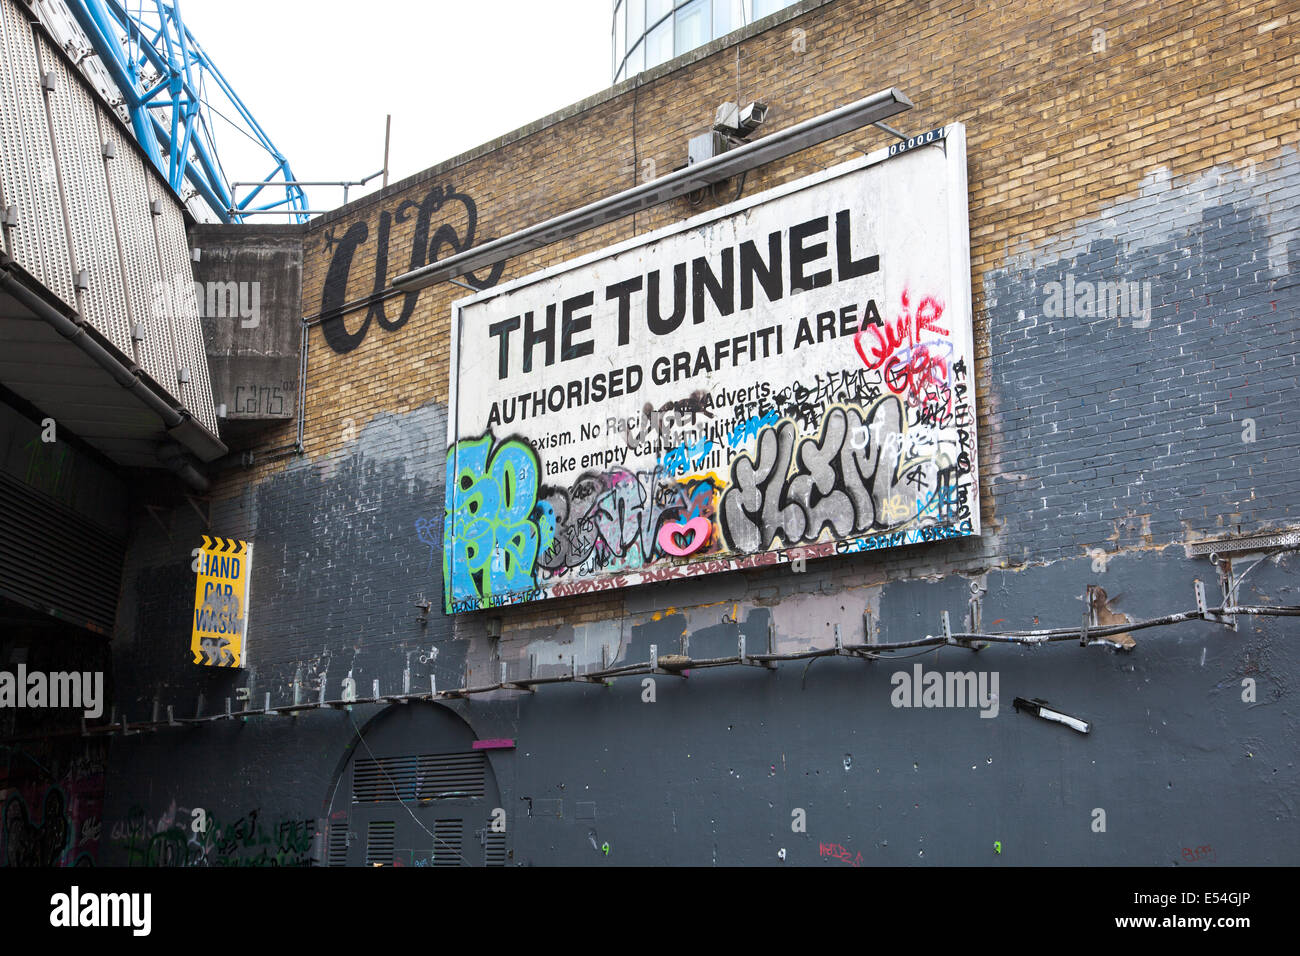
left=220, top=0, right=1298, bottom=626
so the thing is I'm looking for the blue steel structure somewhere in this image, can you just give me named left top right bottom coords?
left=64, top=0, right=307, bottom=223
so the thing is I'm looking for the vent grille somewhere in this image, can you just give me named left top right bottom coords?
left=353, top=752, right=487, bottom=804
left=432, top=819, right=463, bottom=866
left=326, top=823, right=349, bottom=867
left=484, top=831, right=507, bottom=866
left=365, top=821, right=395, bottom=866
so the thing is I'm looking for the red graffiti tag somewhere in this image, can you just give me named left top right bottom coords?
left=854, top=290, right=952, bottom=408
left=819, top=842, right=862, bottom=867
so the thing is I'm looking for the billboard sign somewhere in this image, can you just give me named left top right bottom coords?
left=445, top=124, right=976, bottom=613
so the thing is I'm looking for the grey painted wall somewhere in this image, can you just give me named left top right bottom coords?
left=99, top=152, right=1300, bottom=866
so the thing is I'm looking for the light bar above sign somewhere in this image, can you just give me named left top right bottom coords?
left=444, top=124, right=977, bottom=614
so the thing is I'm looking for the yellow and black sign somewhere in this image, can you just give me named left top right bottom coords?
left=191, top=536, right=253, bottom=667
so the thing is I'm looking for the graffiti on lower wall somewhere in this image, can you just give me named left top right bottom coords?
left=0, top=746, right=105, bottom=867
left=111, top=805, right=315, bottom=867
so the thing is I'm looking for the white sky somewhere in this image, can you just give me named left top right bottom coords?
left=180, top=0, right=613, bottom=213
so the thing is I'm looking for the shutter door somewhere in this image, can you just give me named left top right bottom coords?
left=0, top=471, right=124, bottom=634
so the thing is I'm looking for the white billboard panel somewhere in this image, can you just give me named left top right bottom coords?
left=446, top=124, right=976, bottom=612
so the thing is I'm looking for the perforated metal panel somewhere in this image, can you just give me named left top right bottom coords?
left=0, top=2, right=73, bottom=306
left=101, top=117, right=172, bottom=384
left=152, top=174, right=217, bottom=432
left=35, top=32, right=130, bottom=354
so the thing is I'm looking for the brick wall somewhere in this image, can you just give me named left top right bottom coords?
left=102, top=0, right=1300, bottom=866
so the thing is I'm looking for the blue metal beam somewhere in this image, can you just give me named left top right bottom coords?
left=63, top=0, right=307, bottom=223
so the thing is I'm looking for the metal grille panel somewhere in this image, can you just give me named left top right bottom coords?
left=0, top=3, right=73, bottom=306
left=364, top=821, right=395, bottom=866
left=36, top=32, right=131, bottom=354
left=152, top=174, right=217, bottom=432
left=326, top=823, right=349, bottom=867
left=102, top=118, right=171, bottom=384
left=432, top=820, right=462, bottom=866
left=484, top=831, right=507, bottom=866
left=352, top=752, right=488, bottom=803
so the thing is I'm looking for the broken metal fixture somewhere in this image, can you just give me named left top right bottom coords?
left=1188, top=528, right=1300, bottom=557
left=1013, top=697, right=1091, bottom=734
left=414, top=599, right=431, bottom=625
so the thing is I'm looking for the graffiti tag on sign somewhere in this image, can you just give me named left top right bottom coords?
left=190, top=536, right=253, bottom=667
left=444, top=125, right=978, bottom=612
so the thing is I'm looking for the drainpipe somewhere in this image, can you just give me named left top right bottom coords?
left=156, top=443, right=210, bottom=492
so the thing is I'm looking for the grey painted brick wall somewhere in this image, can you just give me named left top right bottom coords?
left=100, top=152, right=1300, bottom=866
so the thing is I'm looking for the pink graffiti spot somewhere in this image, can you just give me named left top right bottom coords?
left=658, top=516, right=711, bottom=556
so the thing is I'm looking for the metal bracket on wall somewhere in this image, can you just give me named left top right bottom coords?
left=651, top=643, right=689, bottom=678
left=572, top=648, right=612, bottom=685
left=945, top=610, right=984, bottom=651
left=1081, top=585, right=1095, bottom=646
left=738, top=633, right=775, bottom=669
left=1208, top=554, right=1242, bottom=632
left=500, top=659, right=537, bottom=692
left=1195, top=580, right=1236, bottom=628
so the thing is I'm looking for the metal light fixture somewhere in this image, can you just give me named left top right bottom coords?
left=391, top=87, right=912, bottom=292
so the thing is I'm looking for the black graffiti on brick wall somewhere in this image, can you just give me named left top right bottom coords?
left=320, top=184, right=505, bottom=354
left=720, top=397, right=914, bottom=553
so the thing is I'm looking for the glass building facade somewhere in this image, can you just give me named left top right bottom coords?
left=612, top=0, right=800, bottom=83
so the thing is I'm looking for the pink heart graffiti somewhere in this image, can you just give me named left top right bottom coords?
left=657, top=516, right=711, bottom=556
